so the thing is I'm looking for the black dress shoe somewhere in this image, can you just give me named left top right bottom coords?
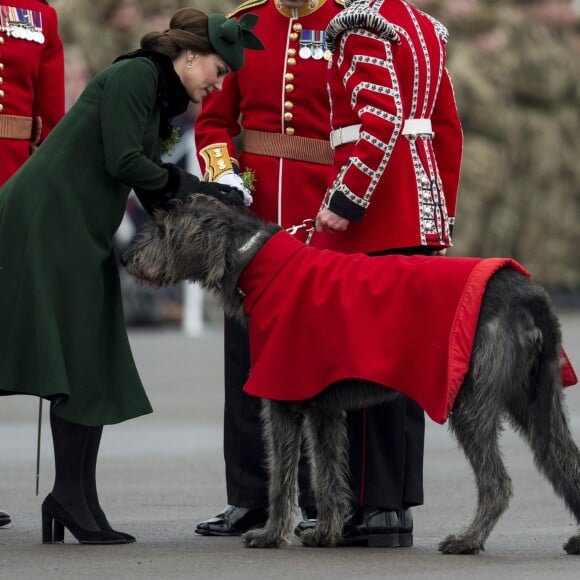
left=0, top=509, right=11, bottom=528
left=195, top=505, right=268, bottom=536
left=294, top=507, right=413, bottom=548
left=397, top=508, right=413, bottom=547
left=340, top=508, right=400, bottom=547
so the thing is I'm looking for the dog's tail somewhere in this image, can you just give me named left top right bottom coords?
left=526, top=285, right=561, bottom=402
left=511, top=281, right=580, bottom=532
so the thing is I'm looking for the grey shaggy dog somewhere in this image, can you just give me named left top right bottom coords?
left=124, top=194, right=580, bottom=555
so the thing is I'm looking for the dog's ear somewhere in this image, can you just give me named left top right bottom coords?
left=123, top=219, right=171, bottom=286
left=161, top=197, right=230, bottom=290
left=204, top=250, right=228, bottom=290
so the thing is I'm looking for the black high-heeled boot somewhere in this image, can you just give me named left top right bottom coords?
left=84, top=426, right=136, bottom=543
left=48, top=410, right=129, bottom=545
left=42, top=494, right=127, bottom=544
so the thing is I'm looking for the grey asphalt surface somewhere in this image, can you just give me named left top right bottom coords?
left=2, top=311, right=580, bottom=580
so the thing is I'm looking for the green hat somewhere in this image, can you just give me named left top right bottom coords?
left=208, top=13, right=264, bottom=71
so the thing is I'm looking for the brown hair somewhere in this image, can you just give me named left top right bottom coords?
left=140, top=8, right=213, bottom=60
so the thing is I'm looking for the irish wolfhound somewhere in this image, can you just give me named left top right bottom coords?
left=124, top=195, right=580, bottom=555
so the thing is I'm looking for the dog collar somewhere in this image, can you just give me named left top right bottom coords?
left=237, top=231, right=263, bottom=255
left=236, top=231, right=264, bottom=297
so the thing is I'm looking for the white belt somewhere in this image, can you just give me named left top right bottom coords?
left=401, top=118, right=433, bottom=137
left=330, top=124, right=361, bottom=148
left=330, top=118, right=433, bottom=148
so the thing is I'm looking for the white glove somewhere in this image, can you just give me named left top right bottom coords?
left=216, top=171, right=253, bottom=206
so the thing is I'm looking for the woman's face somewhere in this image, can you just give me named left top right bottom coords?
left=176, top=52, right=231, bottom=104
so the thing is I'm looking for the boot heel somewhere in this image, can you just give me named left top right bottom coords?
left=42, top=503, right=65, bottom=543
left=53, top=520, right=65, bottom=543
left=42, top=512, right=54, bottom=544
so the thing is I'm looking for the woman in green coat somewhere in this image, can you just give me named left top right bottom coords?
left=0, top=7, right=262, bottom=544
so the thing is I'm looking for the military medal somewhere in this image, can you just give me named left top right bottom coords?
left=311, top=31, right=325, bottom=60
left=319, top=31, right=331, bottom=61
left=298, top=45, right=312, bottom=60
left=0, top=5, right=14, bottom=36
left=30, top=9, right=44, bottom=43
left=298, top=29, right=312, bottom=60
left=0, top=5, right=44, bottom=43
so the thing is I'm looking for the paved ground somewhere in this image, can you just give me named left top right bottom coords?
left=2, top=311, right=580, bottom=580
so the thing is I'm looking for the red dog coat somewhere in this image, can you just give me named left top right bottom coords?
left=239, top=232, right=577, bottom=423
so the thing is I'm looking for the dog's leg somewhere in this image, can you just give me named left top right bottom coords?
left=299, top=409, right=351, bottom=548
left=440, top=317, right=514, bottom=555
left=509, top=387, right=580, bottom=554
left=442, top=388, right=512, bottom=554
left=506, top=345, right=580, bottom=554
left=243, top=401, right=303, bottom=548
left=494, top=289, right=580, bottom=555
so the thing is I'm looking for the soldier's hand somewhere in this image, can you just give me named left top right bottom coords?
left=315, top=207, right=349, bottom=233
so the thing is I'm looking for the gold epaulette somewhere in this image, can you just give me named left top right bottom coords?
left=228, top=0, right=269, bottom=18
left=228, top=0, right=345, bottom=18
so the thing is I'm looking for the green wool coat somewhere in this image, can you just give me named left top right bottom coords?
left=0, top=56, right=178, bottom=425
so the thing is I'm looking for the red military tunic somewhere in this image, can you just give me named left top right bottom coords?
left=0, top=0, right=64, bottom=186
left=195, top=0, right=344, bottom=243
left=310, top=0, right=463, bottom=254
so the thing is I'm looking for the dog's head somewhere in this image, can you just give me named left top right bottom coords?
left=123, top=194, right=270, bottom=296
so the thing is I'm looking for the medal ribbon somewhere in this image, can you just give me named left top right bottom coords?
left=0, top=5, right=43, bottom=41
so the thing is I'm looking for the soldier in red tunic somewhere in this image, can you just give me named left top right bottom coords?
left=195, top=0, right=449, bottom=546
left=0, top=0, right=65, bottom=528
left=194, top=0, right=345, bottom=538
left=0, top=0, right=65, bottom=187
left=311, top=0, right=462, bottom=251
left=303, top=0, right=463, bottom=544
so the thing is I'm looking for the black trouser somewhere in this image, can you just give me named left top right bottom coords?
left=223, top=311, right=424, bottom=510
left=346, top=398, right=424, bottom=509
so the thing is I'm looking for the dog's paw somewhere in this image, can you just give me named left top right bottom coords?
left=563, top=535, right=580, bottom=555
left=242, top=529, right=286, bottom=549
left=438, top=534, right=483, bottom=555
left=300, top=527, right=339, bottom=548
